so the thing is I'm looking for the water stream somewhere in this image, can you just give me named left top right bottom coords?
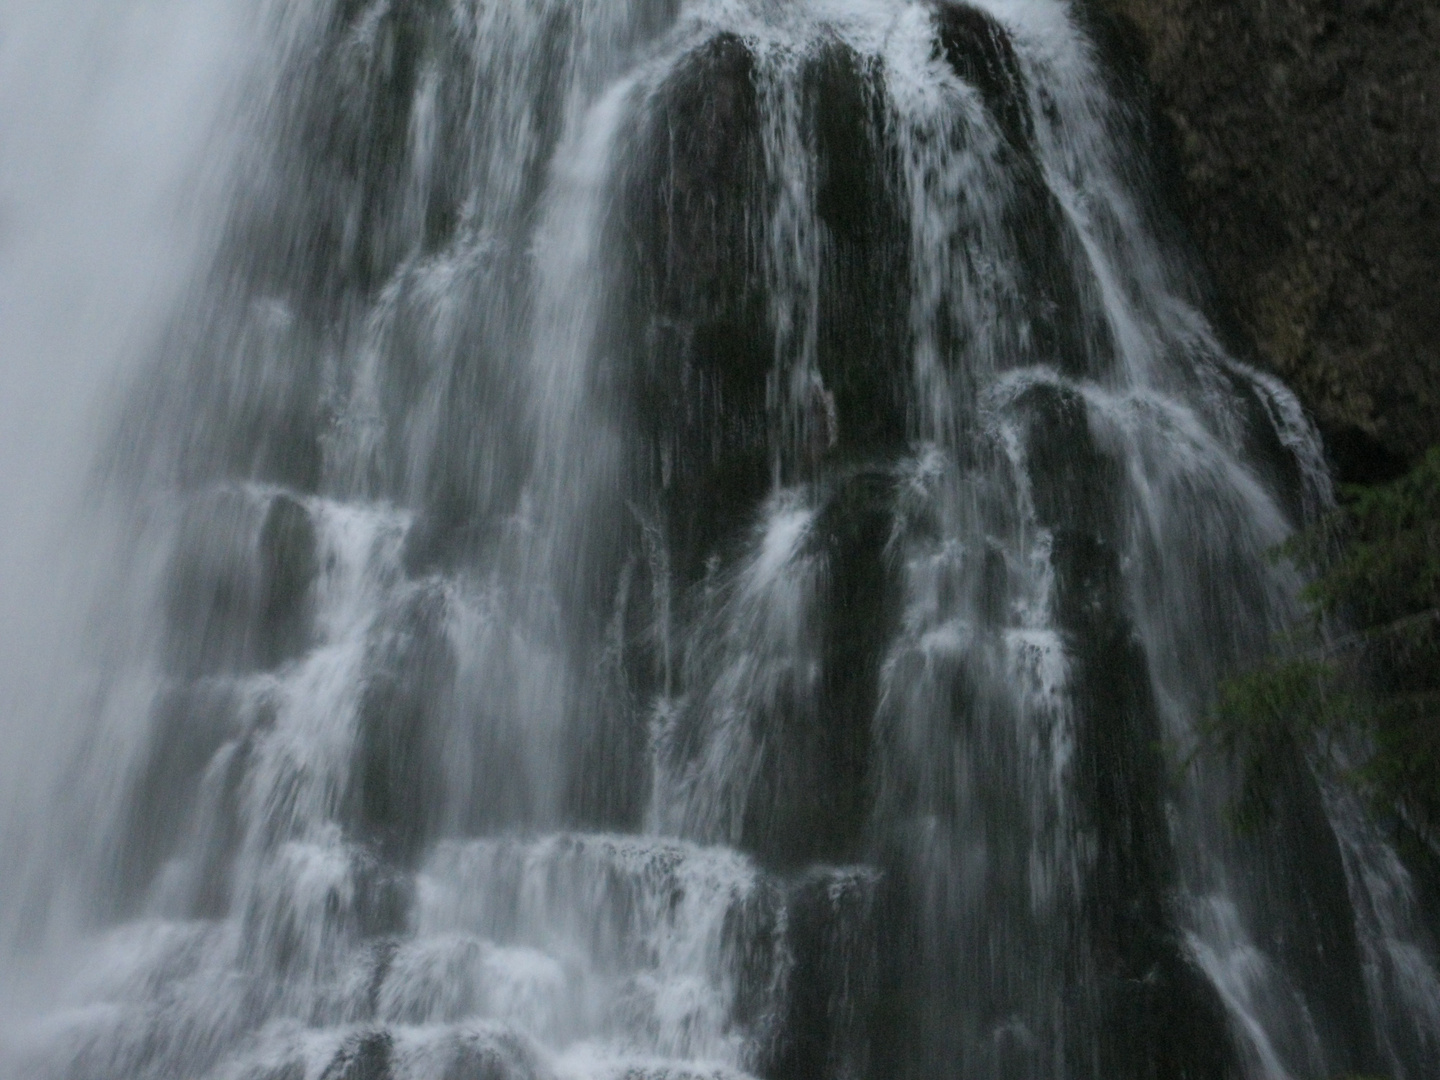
left=1, top=2, right=1437, bottom=1078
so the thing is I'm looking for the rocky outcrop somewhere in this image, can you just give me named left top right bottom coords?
left=1093, top=0, right=1440, bottom=480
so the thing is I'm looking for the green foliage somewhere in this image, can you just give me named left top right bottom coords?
left=1295, top=445, right=1440, bottom=629
left=1211, top=658, right=1343, bottom=832
left=1209, top=447, right=1440, bottom=848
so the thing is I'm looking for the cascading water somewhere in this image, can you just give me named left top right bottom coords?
left=2, top=1, right=1438, bottom=1078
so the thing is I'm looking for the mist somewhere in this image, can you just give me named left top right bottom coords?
left=0, top=0, right=255, bottom=969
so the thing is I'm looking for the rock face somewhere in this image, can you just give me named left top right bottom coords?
left=1094, top=0, right=1440, bottom=479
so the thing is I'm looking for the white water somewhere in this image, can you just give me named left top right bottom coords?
left=0, top=0, right=261, bottom=963
left=1, top=2, right=1437, bottom=1079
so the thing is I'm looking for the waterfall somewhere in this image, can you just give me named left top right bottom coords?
left=1, top=2, right=1437, bottom=1078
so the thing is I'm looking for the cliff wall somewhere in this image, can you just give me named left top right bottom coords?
left=1096, top=0, right=1440, bottom=480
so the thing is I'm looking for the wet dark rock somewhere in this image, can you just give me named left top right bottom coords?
left=187, top=734, right=252, bottom=919
left=145, top=301, right=330, bottom=493
left=235, top=0, right=462, bottom=313
left=130, top=0, right=579, bottom=499
left=257, top=493, right=319, bottom=667
left=565, top=542, right=662, bottom=832
left=442, top=1028, right=550, bottom=1080
left=670, top=470, right=899, bottom=872
left=722, top=876, right=788, bottom=1044
left=785, top=471, right=900, bottom=863
left=242, top=1063, right=306, bottom=1080
left=164, top=489, right=317, bottom=676
left=1012, top=381, right=1122, bottom=536
left=1053, top=530, right=1244, bottom=1080
left=1002, top=173, right=1113, bottom=381
left=1009, top=381, right=1244, bottom=1079
left=936, top=3, right=1033, bottom=151
left=613, top=1069, right=749, bottom=1080
left=352, top=854, right=416, bottom=941
left=350, top=583, right=456, bottom=865
left=322, top=1031, right=393, bottom=1080
left=765, top=869, right=880, bottom=1080
left=933, top=9, right=1112, bottom=381
left=115, top=681, right=248, bottom=913
left=1217, top=365, right=1313, bottom=523
left=806, top=44, right=912, bottom=463
left=614, top=32, right=772, bottom=589
left=164, top=489, right=265, bottom=676
left=1235, top=758, right=1387, bottom=1074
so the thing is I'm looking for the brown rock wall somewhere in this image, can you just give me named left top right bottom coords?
left=1093, top=0, right=1440, bottom=479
